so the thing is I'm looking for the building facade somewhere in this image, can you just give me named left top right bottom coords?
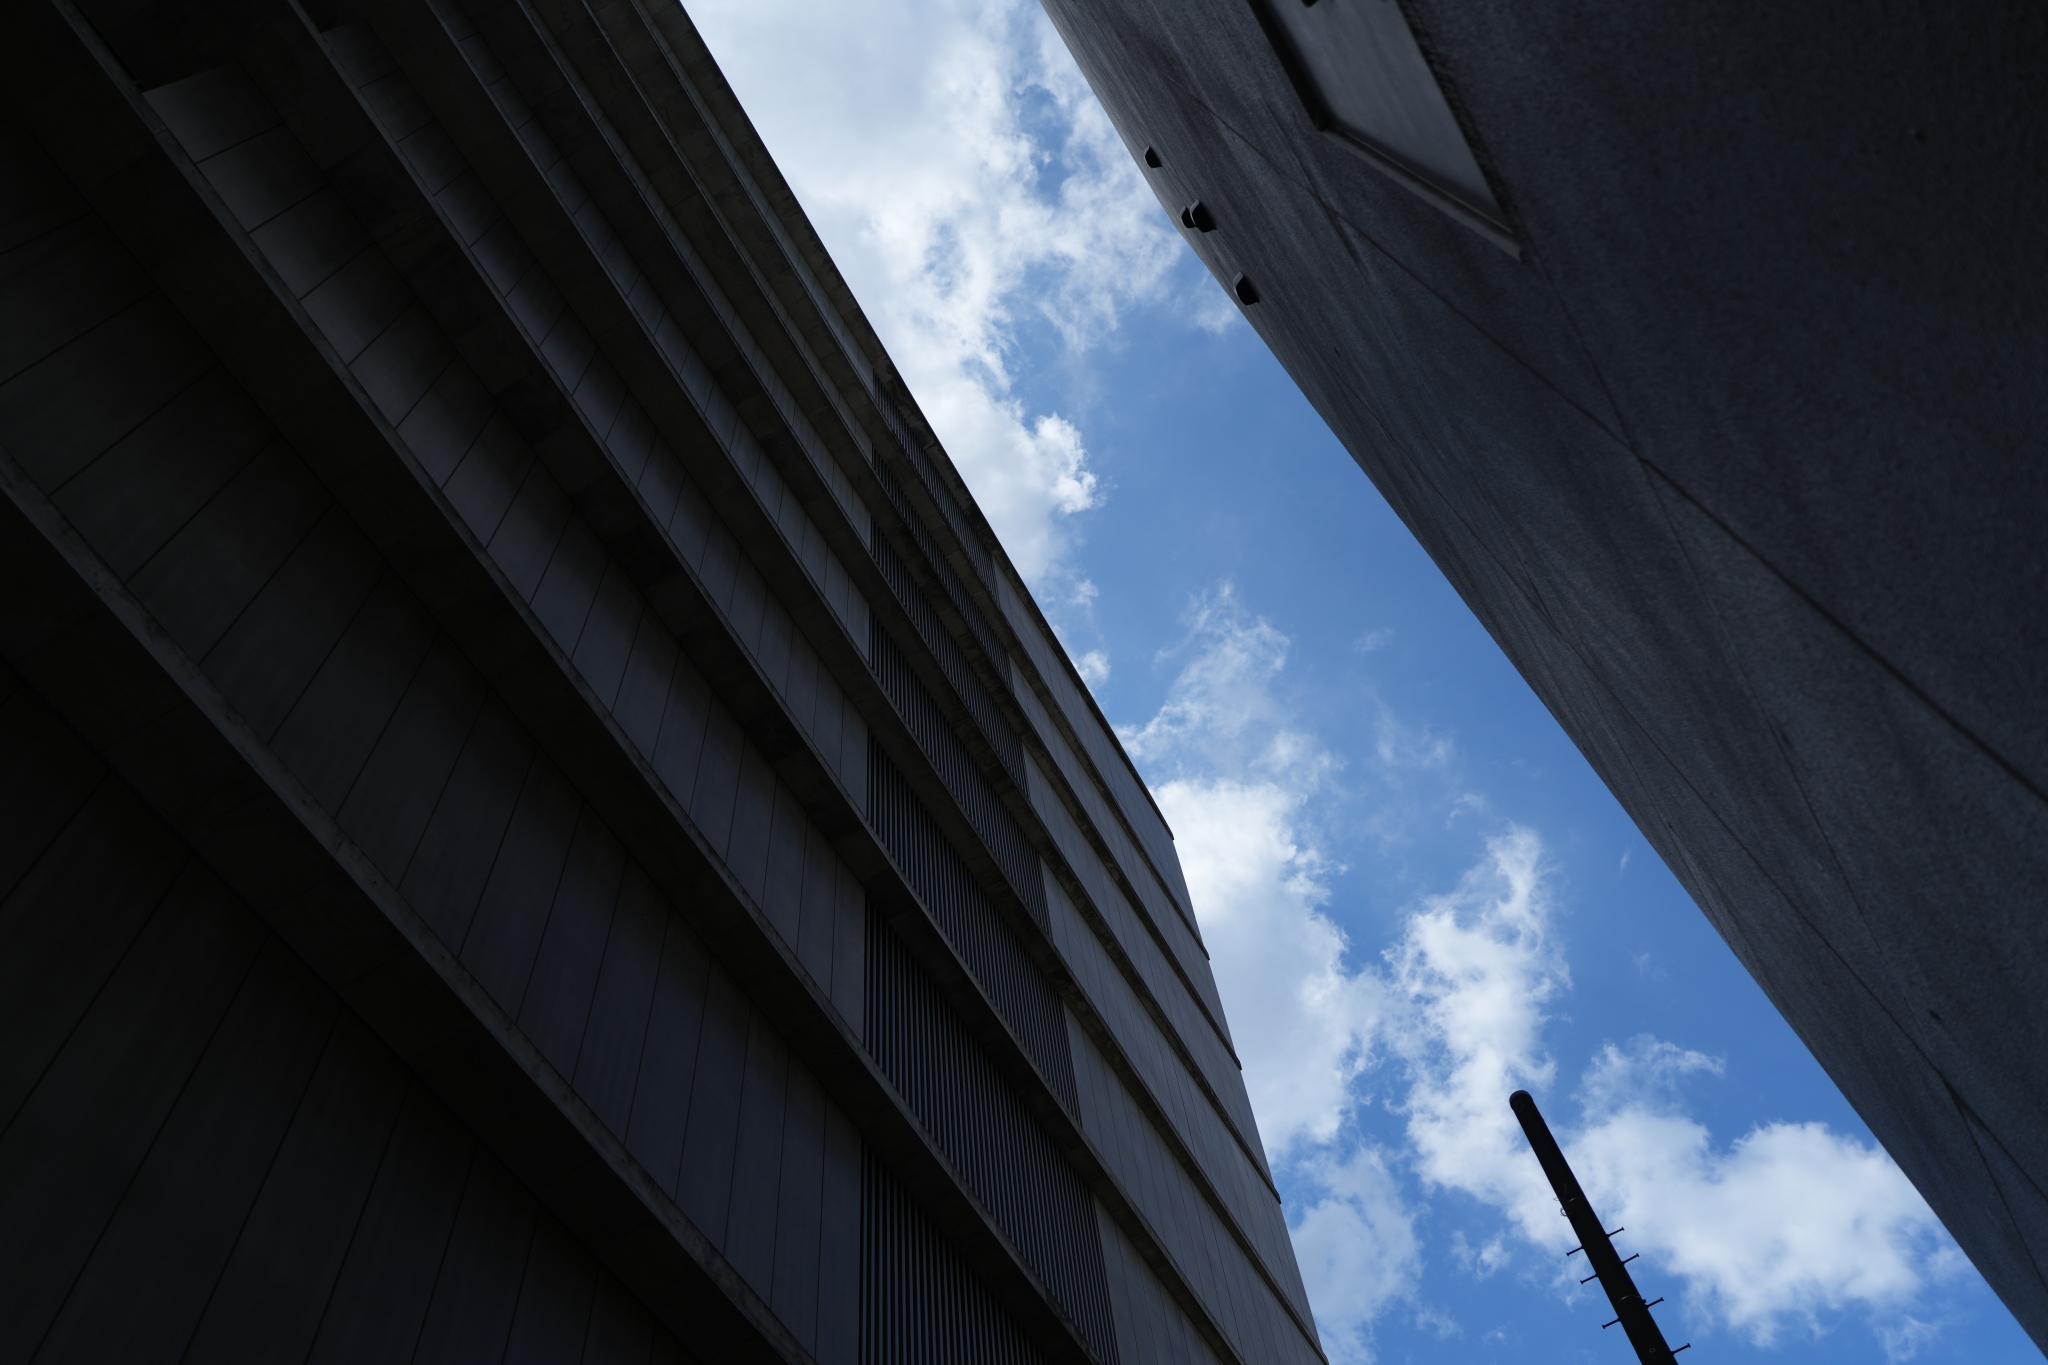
left=0, top=2, right=1321, bottom=1362
left=1037, top=0, right=2048, bottom=1350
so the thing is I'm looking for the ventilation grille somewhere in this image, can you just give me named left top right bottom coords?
left=872, top=469, right=1019, bottom=775
left=867, top=742, right=1074, bottom=1107
left=866, top=921, right=1118, bottom=1362
left=861, top=1150, right=1045, bottom=1365
left=870, top=622, right=1042, bottom=920
left=873, top=397, right=996, bottom=592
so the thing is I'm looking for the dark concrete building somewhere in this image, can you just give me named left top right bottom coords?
left=1036, top=0, right=2048, bottom=1350
left=0, top=2, right=1321, bottom=1362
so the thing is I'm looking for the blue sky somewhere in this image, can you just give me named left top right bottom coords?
left=686, top=3, right=2037, bottom=1361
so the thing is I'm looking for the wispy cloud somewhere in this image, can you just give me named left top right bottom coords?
left=1157, top=772, right=1377, bottom=1154
left=1123, top=585, right=1372, bottom=1153
left=1566, top=1041, right=1959, bottom=1345
left=1123, top=583, right=1326, bottom=784
left=1123, top=582, right=1962, bottom=1362
left=1387, top=826, right=1566, bottom=1223
left=1380, top=867, right=1953, bottom=1349
left=687, top=0, right=1188, bottom=585
left=1290, top=1144, right=1422, bottom=1360
left=1072, top=648, right=1111, bottom=686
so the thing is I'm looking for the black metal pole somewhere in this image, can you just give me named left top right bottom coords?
left=1511, top=1090, right=1684, bottom=1364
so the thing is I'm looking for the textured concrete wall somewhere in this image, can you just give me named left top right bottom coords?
left=1038, top=0, right=2048, bottom=1347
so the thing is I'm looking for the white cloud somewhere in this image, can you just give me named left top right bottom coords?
left=1878, top=1314, right=1948, bottom=1363
left=1123, top=583, right=1329, bottom=785
left=1122, top=583, right=1962, bottom=1355
left=1124, top=586, right=1372, bottom=1154
left=1386, top=827, right=1566, bottom=1232
left=686, top=0, right=1186, bottom=583
left=1567, top=1039, right=1957, bottom=1345
left=1159, top=774, right=1378, bottom=1154
left=1373, top=706, right=1454, bottom=771
left=1381, top=841, right=1956, bottom=1349
left=1290, top=1145, right=1421, bottom=1363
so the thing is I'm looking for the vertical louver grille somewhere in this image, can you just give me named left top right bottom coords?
left=860, top=1151, right=1045, bottom=1365
left=865, top=921, right=1118, bottom=1362
left=870, top=623, right=1042, bottom=921
left=870, top=514, right=1025, bottom=785
left=862, top=386, right=1118, bottom=1365
left=867, top=742, right=1074, bottom=1106
left=872, top=396, right=996, bottom=592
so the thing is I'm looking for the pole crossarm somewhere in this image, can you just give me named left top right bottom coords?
left=1511, top=1091, right=1689, bottom=1364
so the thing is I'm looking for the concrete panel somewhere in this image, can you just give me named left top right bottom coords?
left=306, top=1087, right=476, bottom=1362
left=0, top=784, right=184, bottom=1122
left=725, top=1015, right=793, bottom=1295
left=502, top=1216, right=600, bottom=1365
left=410, top=1151, right=542, bottom=1365
left=624, top=911, right=712, bottom=1197
left=337, top=636, right=489, bottom=879
left=401, top=698, right=535, bottom=943
left=676, top=971, right=752, bottom=1235
left=34, top=943, right=337, bottom=1364
left=574, top=866, right=668, bottom=1135
left=54, top=368, right=271, bottom=576
left=0, top=865, right=265, bottom=1361
left=520, top=813, right=628, bottom=1075
left=180, top=1019, right=412, bottom=1365
left=130, top=443, right=331, bottom=660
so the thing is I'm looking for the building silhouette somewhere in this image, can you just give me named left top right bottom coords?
left=0, top=2, right=1319, bottom=1362
left=1039, top=0, right=2048, bottom=1350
